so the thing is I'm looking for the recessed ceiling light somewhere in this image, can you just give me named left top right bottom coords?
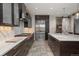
left=50, top=8, right=53, bottom=10
left=35, top=8, right=38, bottom=10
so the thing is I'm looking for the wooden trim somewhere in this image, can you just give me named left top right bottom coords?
left=11, top=3, right=14, bottom=26
left=0, top=3, right=3, bottom=23
left=35, top=15, right=49, bottom=20
left=0, top=23, right=14, bottom=27
left=68, top=32, right=74, bottom=34
left=18, top=3, right=22, bottom=18
left=56, top=16, right=70, bottom=18
left=74, top=33, right=79, bottom=35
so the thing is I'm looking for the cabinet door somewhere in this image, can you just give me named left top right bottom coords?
left=14, top=3, right=19, bottom=26
left=24, top=21, right=28, bottom=27
left=3, top=3, right=12, bottom=24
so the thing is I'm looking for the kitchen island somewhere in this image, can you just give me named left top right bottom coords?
left=48, top=33, right=79, bottom=56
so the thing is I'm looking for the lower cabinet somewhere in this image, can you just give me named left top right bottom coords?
left=48, top=34, right=79, bottom=56
left=4, top=34, right=34, bottom=56
left=48, top=35, right=60, bottom=56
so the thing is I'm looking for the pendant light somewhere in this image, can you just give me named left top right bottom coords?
left=75, top=4, right=79, bottom=20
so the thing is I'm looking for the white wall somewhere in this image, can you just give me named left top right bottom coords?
left=70, top=16, right=75, bottom=33
left=62, top=16, right=74, bottom=33
left=49, top=15, right=56, bottom=33
left=31, top=15, right=35, bottom=33
left=62, top=18, right=70, bottom=34
left=31, top=15, right=56, bottom=33
left=31, top=15, right=35, bottom=40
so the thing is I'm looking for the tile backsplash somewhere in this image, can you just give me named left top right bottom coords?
left=0, top=26, right=12, bottom=32
left=24, top=28, right=33, bottom=33
left=0, top=26, right=14, bottom=41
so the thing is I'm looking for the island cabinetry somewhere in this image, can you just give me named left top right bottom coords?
left=48, top=34, right=79, bottom=56
left=48, top=35, right=60, bottom=56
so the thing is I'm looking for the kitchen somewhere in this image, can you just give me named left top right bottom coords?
left=0, top=3, right=79, bottom=56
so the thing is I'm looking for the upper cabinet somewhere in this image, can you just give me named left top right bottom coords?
left=0, top=3, right=20, bottom=26
left=12, top=3, right=20, bottom=26
left=0, top=3, right=32, bottom=27
left=3, top=3, right=12, bottom=24
left=18, top=3, right=22, bottom=18
left=0, top=3, right=12, bottom=26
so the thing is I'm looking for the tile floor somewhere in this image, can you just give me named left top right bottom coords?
left=27, top=39, right=54, bottom=56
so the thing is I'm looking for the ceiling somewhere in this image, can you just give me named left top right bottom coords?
left=25, top=3, right=79, bottom=17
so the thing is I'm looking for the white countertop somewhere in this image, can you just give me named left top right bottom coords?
left=0, top=37, right=27, bottom=56
left=49, top=33, right=79, bottom=41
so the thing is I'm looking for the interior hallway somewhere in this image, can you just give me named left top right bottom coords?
left=27, top=39, right=54, bottom=56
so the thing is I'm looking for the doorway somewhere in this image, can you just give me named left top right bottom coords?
left=35, top=15, right=49, bottom=40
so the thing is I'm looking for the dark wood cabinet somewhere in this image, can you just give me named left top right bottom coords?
left=24, top=13, right=32, bottom=28
left=0, top=3, right=13, bottom=26
left=48, top=35, right=60, bottom=56
left=0, top=3, right=20, bottom=26
left=0, top=3, right=31, bottom=27
left=48, top=34, right=79, bottom=56
left=0, top=3, right=3, bottom=23
left=12, top=3, right=20, bottom=26
left=18, top=3, right=22, bottom=18
left=24, top=21, right=28, bottom=27
left=24, top=18, right=32, bottom=28
left=4, top=34, right=34, bottom=56
left=18, top=3, right=32, bottom=28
